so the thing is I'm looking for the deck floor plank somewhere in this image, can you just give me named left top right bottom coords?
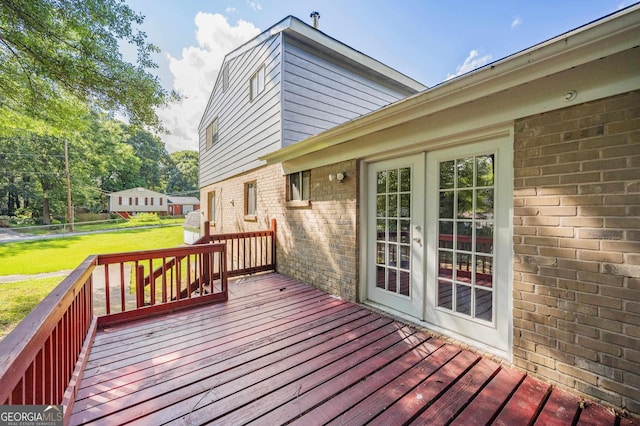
left=69, top=273, right=628, bottom=426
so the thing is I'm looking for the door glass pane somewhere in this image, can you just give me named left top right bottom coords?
left=400, top=194, right=411, bottom=217
left=399, top=271, right=410, bottom=296
left=376, top=266, right=385, bottom=289
left=457, top=190, right=473, bottom=219
left=377, top=195, right=385, bottom=217
left=388, top=220, right=398, bottom=242
left=400, top=220, right=411, bottom=244
left=400, top=245, right=410, bottom=269
left=377, top=171, right=387, bottom=193
left=440, top=160, right=455, bottom=189
left=439, top=221, right=453, bottom=248
left=456, top=284, right=471, bottom=316
left=388, top=194, right=398, bottom=217
left=376, top=242, right=385, bottom=264
left=475, top=288, right=493, bottom=321
left=437, top=153, right=496, bottom=322
left=377, top=219, right=386, bottom=241
left=400, top=167, right=411, bottom=191
left=388, top=269, right=397, bottom=292
left=438, top=250, right=453, bottom=279
left=476, top=221, right=493, bottom=254
left=388, top=169, right=398, bottom=192
left=476, top=155, right=494, bottom=187
left=438, top=280, right=453, bottom=309
left=439, top=191, right=454, bottom=218
left=388, top=244, right=397, bottom=267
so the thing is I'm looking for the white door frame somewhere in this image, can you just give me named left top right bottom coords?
left=359, top=126, right=513, bottom=360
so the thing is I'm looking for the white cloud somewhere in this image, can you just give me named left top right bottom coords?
left=247, top=1, right=262, bottom=12
left=225, top=7, right=238, bottom=14
left=511, top=16, right=522, bottom=29
left=156, top=13, right=260, bottom=152
left=445, top=50, right=492, bottom=81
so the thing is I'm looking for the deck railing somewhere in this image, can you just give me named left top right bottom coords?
left=0, top=222, right=276, bottom=423
left=195, top=218, right=277, bottom=277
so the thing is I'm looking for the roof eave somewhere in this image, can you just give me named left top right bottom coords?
left=260, top=5, right=640, bottom=165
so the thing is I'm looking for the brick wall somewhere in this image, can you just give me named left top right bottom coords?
left=200, top=159, right=359, bottom=301
left=513, top=91, right=640, bottom=414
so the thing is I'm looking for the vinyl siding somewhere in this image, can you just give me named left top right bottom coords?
left=281, top=39, right=411, bottom=147
left=199, top=34, right=283, bottom=187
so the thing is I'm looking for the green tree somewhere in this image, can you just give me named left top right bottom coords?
left=166, top=150, right=199, bottom=194
left=0, top=0, right=175, bottom=132
left=124, top=128, right=171, bottom=191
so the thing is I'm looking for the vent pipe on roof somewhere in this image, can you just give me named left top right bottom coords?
left=310, top=11, right=320, bottom=29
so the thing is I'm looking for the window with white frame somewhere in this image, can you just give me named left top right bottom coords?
left=288, top=170, right=311, bottom=201
left=206, top=117, right=219, bottom=149
left=250, top=65, right=265, bottom=101
left=245, top=181, right=257, bottom=216
left=208, top=191, right=216, bottom=223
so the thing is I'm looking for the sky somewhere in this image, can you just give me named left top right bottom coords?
left=123, top=0, right=636, bottom=153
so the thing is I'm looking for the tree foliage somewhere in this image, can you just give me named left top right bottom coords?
left=0, top=115, right=198, bottom=223
left=0, top=0, right=175, bottom=131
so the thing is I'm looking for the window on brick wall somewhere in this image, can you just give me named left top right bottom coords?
left=208, top=191, right=216, bottom=223
left=245, top=181, right=257, bottom=217
left=288, top=170, right=311, bottom=201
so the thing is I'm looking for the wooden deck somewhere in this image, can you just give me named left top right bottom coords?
left=70, top=273, right=635, bottom=425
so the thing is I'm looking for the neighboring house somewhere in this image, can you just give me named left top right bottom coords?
left=199, top=7, right=640, bottom=417
left=108, top=187, right=167, bottom=218
left=167, top=196, right=200, bottom=216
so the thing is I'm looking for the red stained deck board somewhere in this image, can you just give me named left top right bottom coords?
left=76, top=315, right=398, bottom=424
left=577, top=401, right=617, bottom=425
left=73, top=305, right=372, bottom=411
left=180, top=326, right=421, bottom=426
left=409, top=357, right=501, bottom=425
left=367, top=350, right=480, bottom=425
left=253, top=333, right=445, bottom=426
left=534, top=386, right=581, bottom=425
left=493, top=375, right=552, bottom=425
left=69, top=273, right=629, bottom=426
left=73, top=307, right=377, bottom=416
left=126, top=320, right=407, bottom=425
left=80, top=291, right=346, bottom=384
left=314, top=344, right=461, bottom=426
left=450, top=366, right=525, bottom=426
left=85, top=284, right=326, bottom=363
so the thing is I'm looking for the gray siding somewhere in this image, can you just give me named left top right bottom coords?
left=199, top=34, right=283, bottom=187
left=281, top=40, right=410, bottom=147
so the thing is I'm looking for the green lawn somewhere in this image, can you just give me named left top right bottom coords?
left=0, top=226, right=185, bottom=276
left=0, top=276, right=63, bottom=339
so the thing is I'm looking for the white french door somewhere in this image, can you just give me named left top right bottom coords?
left=366, top=154, right=424, bottom=318
left=366, top=137, right=512, bottom=357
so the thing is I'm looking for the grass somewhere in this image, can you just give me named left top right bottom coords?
left=0, top=226, right=185, bottom=276
left=11, top=216, right=184, bottom=235
left=0, top=276, right=63, bottom=339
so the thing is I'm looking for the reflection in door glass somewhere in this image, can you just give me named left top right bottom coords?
left=437, top=154, right=495, bottom=323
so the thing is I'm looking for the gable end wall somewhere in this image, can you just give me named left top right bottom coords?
left=513, top=90, right=640, bottom=414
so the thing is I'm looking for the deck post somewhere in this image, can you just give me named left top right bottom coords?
left=270, top=218, right=277, bottom=271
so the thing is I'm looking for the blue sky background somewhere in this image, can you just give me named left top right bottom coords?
left=124, top=0, right=636, bottom=151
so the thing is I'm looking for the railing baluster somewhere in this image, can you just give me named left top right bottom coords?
left=162, top=257, right=167, bottom=303
left=119, top=262, right=125, bottom=312
left=104, top=264, right=110, bottom=315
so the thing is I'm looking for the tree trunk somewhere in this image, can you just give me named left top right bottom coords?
left=42, top=196, right=51, bottom=225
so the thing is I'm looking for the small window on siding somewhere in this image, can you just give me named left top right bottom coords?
left=288, top=170, right=311, bottom=201
left=206, top=117, right=219, bottom=149
left=118, top=196, right=122, bottom=205
left=222, top=63, right=229, bottom=92
left=150, top=198, right=154, bottom=206
left=245, top=181, right=257, bottom=216
left=160, top=198, right=163, bottom=206
left=129, top=197, right=132, bottom=205
left=250, top=65, right=265, bottom=101
left=208, top=191, right=216, bottom=223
